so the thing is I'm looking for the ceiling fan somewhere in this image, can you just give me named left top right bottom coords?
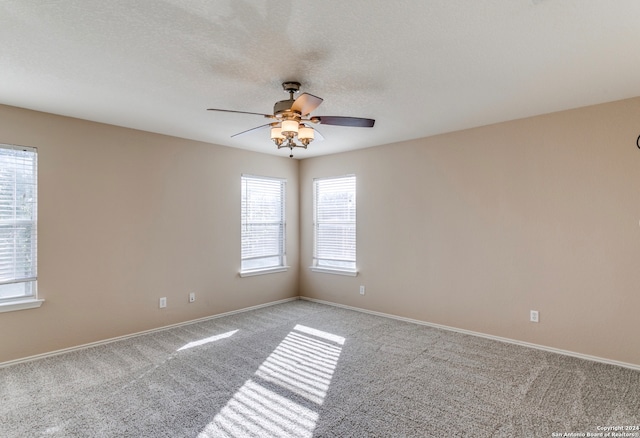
left=207, top=81, right=375, bottom=157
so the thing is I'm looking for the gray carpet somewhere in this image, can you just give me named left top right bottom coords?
left=1, top=300, right=639, bottom=437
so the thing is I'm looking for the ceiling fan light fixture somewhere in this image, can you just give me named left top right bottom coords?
left=298, top=125, right=314, bottom=145
left=270, top=125, right=285, bottom=146
left=281, top=119, right=298, bottom=138
left=270, top=125, right=284, bottom=139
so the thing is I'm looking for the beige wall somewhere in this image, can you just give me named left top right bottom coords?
left=0, top=104, right=299, bottom=363
left=300, top=97, right=640, bottom=366
left=3, top=97, right=640, bottom=367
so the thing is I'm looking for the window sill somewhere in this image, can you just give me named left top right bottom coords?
left=239, top=266, right=289, bottom=278
left=309, top=267, right=358, bottom=277
left=0, top=298, right=44, bottom=314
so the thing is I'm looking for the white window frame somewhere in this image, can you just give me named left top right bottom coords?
left=311, top=174, right=357, bottom=276
left=0, top=144, right=43, bottom=313
left=240, top=174, right=288, bottom=277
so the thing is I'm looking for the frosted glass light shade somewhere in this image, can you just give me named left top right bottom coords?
left=281, top=120, right=298, bottom=137
left=270, top=126, right=285, bottom=140
left=298, top=125, right=314, bottom=141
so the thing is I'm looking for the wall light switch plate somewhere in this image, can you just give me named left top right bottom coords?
left=189, top=292, right=195, bottom=303
left=159, top=297, right=167, bottom=308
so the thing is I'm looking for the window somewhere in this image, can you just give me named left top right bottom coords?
left=312, top=175, right=357, bottom=275
left=240, top=175, right=287, bottom=276
left=0, top=144, right=41, bottom=311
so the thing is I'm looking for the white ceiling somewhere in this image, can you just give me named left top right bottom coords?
left=2, top=0, right=640, bottom=158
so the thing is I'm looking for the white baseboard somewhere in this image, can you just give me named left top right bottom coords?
left=300, top=296, right=640, bottom=372
left=0, top=297, right=299, bottom=369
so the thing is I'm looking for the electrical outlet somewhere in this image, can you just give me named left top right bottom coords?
left=359, top=285, right=365, bottom=295
left=530, top=310, right=539, bottom=323
left=189, top=292, right=195, bottom=303
left=159, top=297, right=167, bottom=308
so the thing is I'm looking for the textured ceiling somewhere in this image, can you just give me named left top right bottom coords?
left=1, top=0, right=640, bottom=158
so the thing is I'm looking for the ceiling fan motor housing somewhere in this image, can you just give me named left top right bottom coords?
left=273, top=99, right=301, bottom=119
left=274, top=82, right=302, bottom=119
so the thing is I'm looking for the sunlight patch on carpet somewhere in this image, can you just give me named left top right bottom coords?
left=177, top=330, right=239, bottom=351
left=198, top=325, right=345, bottom=438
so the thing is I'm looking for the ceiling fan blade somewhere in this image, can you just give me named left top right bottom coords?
left=314, top=116, right=375, bottom=127
left=230, top=123, right=274, bottom=138
left=291, top=93, right=323, bottom=115
left=207, top=108, right=274, bottom=118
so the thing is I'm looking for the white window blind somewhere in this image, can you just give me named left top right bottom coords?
left=241, top=175, right=286, bottom=273
left=313, top=175, right=356, bottom=272
left=0, top=145, right=37, bottom=301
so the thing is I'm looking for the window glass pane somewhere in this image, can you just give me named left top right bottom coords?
left=0, top=145, right=38, bottom=300
left=0, top=282, right=34, bottom=300
left=241, top=256, right=281, bottom=272
left=241, top=175, right=286, bottom=272
left=313, top=175, right=356, bottom=271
